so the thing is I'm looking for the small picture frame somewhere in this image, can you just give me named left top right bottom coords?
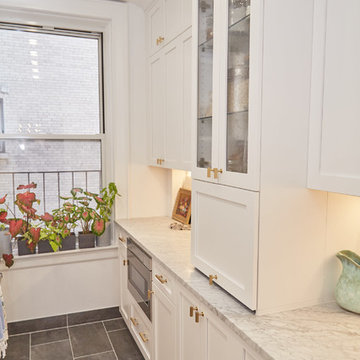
left=172, top=188, right=191, bottom=224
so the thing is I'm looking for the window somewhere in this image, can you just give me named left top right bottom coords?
left=0, top=23, right=104, bottom=214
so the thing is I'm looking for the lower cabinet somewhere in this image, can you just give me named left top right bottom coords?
left=153, top=283, right=177, bottom=360
left=178, top=286, right=245, bottom=360
left=119, top=240, right=264, bottom=360
left=118, top=239, right=130, bottom=324
left=178, top=287, right=206, bottom=360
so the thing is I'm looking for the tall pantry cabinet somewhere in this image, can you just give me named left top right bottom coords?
left=192, top=0, right=262, bottom=311
left=191, top=0, right=328, bottom=314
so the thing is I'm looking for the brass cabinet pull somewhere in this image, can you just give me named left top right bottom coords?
left=189, top=306, right=198, bottom=317
left=207, top=168, right=223, bottom=179
left=139, top=332, right=149, bottom=343
left=195, top=311, right=204, bottom=323
left=147, top=289, right=154, bottom=300
left=209, top=274, right=218, bottom=285
left=213, top=168, right=223, bottom=179
left=156, top=158, right=165, bottom=165
left=155, top=274, right=167, bottom=284
left=156, top=36, right=165, bottom=45
left=118, top=236, right=126, bottom=243
left=130, top=317, right=138, bottom=326
left=123, top=259, right=129, bottom=266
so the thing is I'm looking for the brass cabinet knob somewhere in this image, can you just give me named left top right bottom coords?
left=190, top=306, right=198, bottom=317
left=155, top=274, right=167, bottom=284
left=123, top=259, right=129, bottom=266
left=130, top=317, right=138, bottom=326
left=156, top=158, right=165, bottom=165
left=195, top=311, right=204, bottom=323
left=209, top=274, right=218, bottom=285
left=156, top=36, right=164, bottom=45
left=139, top=332, right=149, bottom=343
left=147, top=289, right=154, bottom=300
left=118, top=236, right=125, bottom=243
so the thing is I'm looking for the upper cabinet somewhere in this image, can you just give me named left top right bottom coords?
left=308, top=0, right=360, bottom=196
left=192, top=0, right=262, bottom=191
left=147, top=0, right=192, bottom=171
left=147, top=0, right=192, bottom=57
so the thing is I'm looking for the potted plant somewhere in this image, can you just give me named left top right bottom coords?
left=94, top=182, right=119, bottom=247
left=51, top=203, right=77, bottom=251
left=3, top=183, right=49, bottom=256
left=38, top=212, right=58, bottom=253
left=60, top=188, right=102, bottom=248
left=0, top=195, right=14, bottom=268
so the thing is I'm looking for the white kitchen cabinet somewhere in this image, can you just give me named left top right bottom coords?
left=178, top=287, right=206, bottom=360
left=178, top=285, right=246, bottom=360
left=148, top=28, right=192, bottom=171
left=307, top=0, right=360, bottom=196
left=153, top=282, right=177, bottom=360
left=118, top=236, right=131, bottom=324
left=147, top=0, right=192, bottom=57
left=148, top=0, right=165, bottom=56
left=191, top=179, right=259, bottom=310
left=192, top=0, right=262, bottom=191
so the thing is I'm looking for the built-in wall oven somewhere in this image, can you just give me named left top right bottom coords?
left=127, top=237, right=152, bottom=321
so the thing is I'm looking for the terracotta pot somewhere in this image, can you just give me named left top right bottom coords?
left=78, top=233, right=96, bottom=249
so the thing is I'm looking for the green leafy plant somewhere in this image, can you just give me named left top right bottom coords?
left=59, top=183, right=119, bottom=237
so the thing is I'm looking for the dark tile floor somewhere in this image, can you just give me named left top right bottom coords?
left=6, top=307, right=144, bottom=360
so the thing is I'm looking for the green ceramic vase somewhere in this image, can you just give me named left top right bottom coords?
left=335, top=250, right=360, bottom=314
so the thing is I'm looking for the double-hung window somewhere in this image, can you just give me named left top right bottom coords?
left=0, top=23, right=104, bottom=216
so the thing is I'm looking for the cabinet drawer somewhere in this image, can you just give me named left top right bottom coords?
left=130, top=304, right=152, bottom=360
left=153, top=261, right=176, bottom=303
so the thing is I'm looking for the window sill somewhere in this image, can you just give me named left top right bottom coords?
left=0, top=244, right=118, bottom=271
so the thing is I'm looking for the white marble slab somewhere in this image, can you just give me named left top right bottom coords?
left=116, top=217, right=360, bottom=360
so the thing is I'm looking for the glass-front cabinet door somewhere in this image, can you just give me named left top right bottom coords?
left=193, top=0, right=262, bottom=190
left=194, top=0, right=215, bottom=180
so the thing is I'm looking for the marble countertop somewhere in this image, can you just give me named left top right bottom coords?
left=115, top=217, right=360, bottom=360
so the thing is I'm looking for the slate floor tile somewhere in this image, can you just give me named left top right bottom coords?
left=31, top=327, right=69, bottom=346
left=69, top=322, right=112, bottom=357
left=74, top=351, right=117, bottom=360
left=68, top=307, right=121, bottom=326
left=31, top=339, right=72, bottom=360
left=108, top=329, right=144, bottom=360
left=103, top=318, right=126, bottom=332
left=8, top=315, right=67, bottom=335
left=6, top=334, right=30, bottom=360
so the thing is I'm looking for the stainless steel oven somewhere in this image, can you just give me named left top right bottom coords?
left=127, top=237, right=152, bottom=321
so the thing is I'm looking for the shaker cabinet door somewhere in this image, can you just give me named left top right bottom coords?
left=308, top=0, right=360, bottom=196
left=148, top=53, right=165, bottom=166
left=148, top=0, right=165, bottom=55
left=153, top=283, right=177, bottom=360
left=191, top=179, right=259, bottom=310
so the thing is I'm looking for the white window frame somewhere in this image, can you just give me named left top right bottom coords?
left=0, top=23, right=106, bottom=189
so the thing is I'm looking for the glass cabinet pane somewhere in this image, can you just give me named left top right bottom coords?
left=226, top=0, right=250, bottom=173
left=197, top=0, right=214, bottom=168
